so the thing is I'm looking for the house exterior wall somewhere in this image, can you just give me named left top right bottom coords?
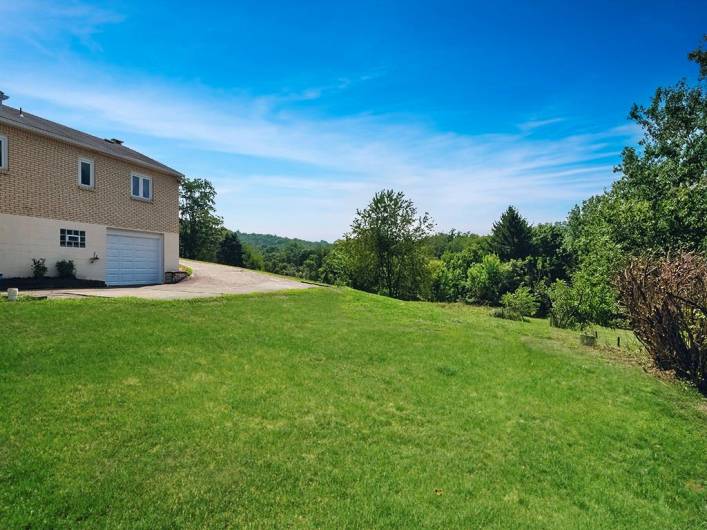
left=0, top=123, right=179, bottom=233
left=163, top=232, right=179, bottom=271
left=0, top=122, right=180, bottom=282
left=0, top=213, right=180, bottom=280
left=0, top=213, right=107, bottom=279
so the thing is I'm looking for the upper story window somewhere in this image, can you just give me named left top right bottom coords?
left=0, top=134, right=7, bottom=170
left=131, top=173, right=152, bottom=201
left=78, top=157, right=94, bottom=188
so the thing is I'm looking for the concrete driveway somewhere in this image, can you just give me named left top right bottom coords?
left=26, top=259, right=315, bottom=300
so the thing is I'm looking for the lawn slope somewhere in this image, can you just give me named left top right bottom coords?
left=0, top=288, right=705, bottom=528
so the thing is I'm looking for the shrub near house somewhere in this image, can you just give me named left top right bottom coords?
left=56, top=260, right=76, bottom=278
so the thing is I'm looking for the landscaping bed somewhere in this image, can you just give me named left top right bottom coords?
left=0, top=276, right=105, bottom=291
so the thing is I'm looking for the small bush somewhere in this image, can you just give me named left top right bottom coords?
left=490, top=307, right=523, bottom=321
left=56, top=260, right=76, bottom=278
left=501, top=286, right=539, bottom=321
left=31, top=258, right=47, bottom=279
left=615, top=252, right=706, bottom=393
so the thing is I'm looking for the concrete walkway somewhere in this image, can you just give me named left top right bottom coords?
left=25, top=260, right=315, bottom=300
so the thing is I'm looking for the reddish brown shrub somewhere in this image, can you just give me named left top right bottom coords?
left=615, top=252, right=707, bottom=393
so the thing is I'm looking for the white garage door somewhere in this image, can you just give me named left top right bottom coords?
left=106, top=229, right=163, bottom=286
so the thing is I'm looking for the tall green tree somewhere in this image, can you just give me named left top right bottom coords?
left=489, top=206, right=533, bottom=260
left=217, top=231, right=245, bottom=267
left=345, top=189, right=435, bottom=300
left=179, top=178, right=223, bottom=261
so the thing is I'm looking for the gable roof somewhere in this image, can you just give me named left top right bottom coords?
left=0, top=104, right=183, bottom=179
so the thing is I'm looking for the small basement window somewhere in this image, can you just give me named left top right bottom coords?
left=78, top=157, right=94, bottom=188
left=60, top=228, right=86, bottom=248
left=0, top=134, right=7, bottom=170
left=131, top=173, right=152, bottom=200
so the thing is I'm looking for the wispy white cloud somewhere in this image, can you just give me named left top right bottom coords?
left=0, top=0, right=123, bottom=53
left=3, top=71, right=582, bottom=170
left=518, top=117, right=566, bottom=131
left=233, top=175, right=373, bottom=193
left=0, top=1, right=635, bottom=240
left=264, top=71, right=386, bottom=104
left=0, top=64, right=631, bottom=238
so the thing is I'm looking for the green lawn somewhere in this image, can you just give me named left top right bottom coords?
left=1, top=288, right=705, bottom=528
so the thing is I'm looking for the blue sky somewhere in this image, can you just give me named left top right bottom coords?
left=1, top=1, right=704, bottom=241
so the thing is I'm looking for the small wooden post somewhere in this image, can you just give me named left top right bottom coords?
left=617, top=336, right=621, bottom=348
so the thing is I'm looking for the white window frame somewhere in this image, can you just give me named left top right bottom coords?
left=78, top=157, right=95, bottom=188
left=130, top=172, right=153, bottom=201
left=0, top=134, right=7, bottom=170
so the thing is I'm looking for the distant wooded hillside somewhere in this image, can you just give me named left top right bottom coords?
left=236, top=232, right=331, bottom=250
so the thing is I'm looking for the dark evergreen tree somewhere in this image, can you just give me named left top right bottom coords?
left=217, top=231, right=245, bottom=267
left=489, top=206, right=533, bottom=260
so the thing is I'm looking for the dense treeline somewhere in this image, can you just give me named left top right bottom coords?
left=236, top=232, right=329, bottom=250
left=429, top=213, right=572, bottom=312
left=301, top=203, right=573, bottom=312
left=257, top=242, right=330, bottom=279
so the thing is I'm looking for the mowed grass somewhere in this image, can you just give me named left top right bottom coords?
left=0, top=288, right=705, bottom=529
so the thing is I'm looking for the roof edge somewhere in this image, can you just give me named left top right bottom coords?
left=0, top=114, right=185, bottom=180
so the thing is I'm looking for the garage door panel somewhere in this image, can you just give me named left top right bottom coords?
left=106, top=230, right=162, bottom=286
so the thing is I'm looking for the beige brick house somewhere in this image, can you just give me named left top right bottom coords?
left=0, top=95, right=183, bottom=285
